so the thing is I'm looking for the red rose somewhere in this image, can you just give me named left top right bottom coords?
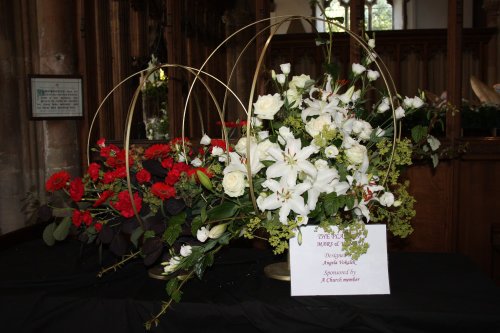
left=111, top=190, right=142, bottom=218
left=100, top=144, right=120, bottom=159
left=93, top=190, right=114, bottom=207
left=87, top=163, right=101, bottom=181
left=151, top=182, right=176, bottom=200
left=144, top=144, right=171, bottom=160
left=69, top=177, right=84, bottom=202
left=45, top=171, right=71, bottom=192
left=136, top=168, right=151, bottom=184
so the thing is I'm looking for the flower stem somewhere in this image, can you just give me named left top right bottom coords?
left=96, top=250, right=141, bottom=278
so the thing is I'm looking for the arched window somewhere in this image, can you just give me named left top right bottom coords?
left=320, top=0, right=393, bottom=32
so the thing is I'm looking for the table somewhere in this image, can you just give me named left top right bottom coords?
left=0, top=239, right=499, bottom=333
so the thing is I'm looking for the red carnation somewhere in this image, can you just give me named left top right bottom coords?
left=69, top=177, right=84, bottom=202
left=210, top=139, right=232, bottom=152
left=144, top=144, right=171, bottom=160
left=93, top=190, right=114, bottom=207
left=161, top=157, right=174, bottom=169
left=151, top=182, right=176, bottom=200
left=100, top=144, right=120, bottom=159
left=81, top=211, right=93, bottom=226
left=165, top=169, right=181, bottom=186
left=87, top=163, right=101, bottom=181
left=72, top=210, right=82, bottom=227
left=97, top=138, right=106, bottom=148
left=45, top=171, right=71, bottom=192
left=111, top=190, right=142, bottom=218
left=94, top=222, right=103, bottom=232
left=136, top=168, right=151, bottom=184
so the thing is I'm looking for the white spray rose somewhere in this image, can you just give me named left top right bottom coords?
left=190, top=157, right=202, bottom=167
left=352, top=63, right=366, bottom=75
left=379, top=192, right=395, bottom=207
left=162, top=256, right=181, bottom=274
left=196, top=227, right=209, bottom=242
left=314, top=159, right=329, bottom=169
left=325, top=145, right=339, bottom=158
left=377, top=97, right=390, bottom=113
left=280, top=63, right=291, bottom=75
left=180, top=244, right=192, bottom=257
left=222, top=171, right=246, bottom=197
left=284, top=88, right=302, bottom=108
left=395, top=106, right=406, bottom=119
left=276, top=74, right=286, bottom=85
left=367, top=70, right=380, bottom=81
left=200, top=134, right=211, bottom=145
left=253, top=93, right=284, bottom=120
left=368, top=39, right=376, bottom=48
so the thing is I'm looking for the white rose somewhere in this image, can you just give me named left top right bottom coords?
left=235, top=136, right=257, bottom=156
left=190, top=157, right=202, bottom=167
left=200, top=134, right=211, bottom=145
left=358, top=122, right=373, bottom=141
left=395, top=106, right=405, bottom=119
left=180, top=244, right=192, bottom=257
left=253, top=93, right=284, bottom=120
left=403, top=97, right=414, bottom=108
left=352, top=63, right=366, bottom=75
left=379, top=192, right=395, bottom=207
left=367, top=70, right=380, bottom=81
left=196, top=227, right=209, bottom=242
left=305, top=115, right=332, bottom=137
left=351, top=119, right=364, bottom=134
left=222, top=171, right=246, bottom=197
left=345, top=144, right=367, bottom=165
left=289, top=74, right=311, bottom=90
left=276, top=74, right=286, bottom=85
left=251, top=116, right=263, bottom=128
left=208, top=224, right=227, bottom=239
left=325, top=145, right=339, bottom=158
left=280, top=63, right=291, bottom=74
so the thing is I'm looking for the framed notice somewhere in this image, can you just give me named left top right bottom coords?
left=289, top=224, right=390, bottom=296
left=29, top=75, right=83, bottom=119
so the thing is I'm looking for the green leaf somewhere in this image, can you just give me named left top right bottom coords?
left=191, top=215, right=202, bottom=236
left=208, top=201, right=239, bottom=220
left=52, top=208, right=72, bottom=218
left=169, top=212, right=187, bottom=226
left=166, top=277, right=179, bottom=296
left=42, top=222, right=56, bottom=246
left=345, top=196, right=356, bottom=210
left=130, top=227, right=144, bottom=248
left=53, top=217, right=71, bottom=241
left=217, top=232, right=231, bottom=245
left=171, top=289, right=182, bottom=303
left=194, top=252, right=214, bottom=279
left=411, top=125, right=427, bottom=143
left=201, top=205, right=207, bottom=223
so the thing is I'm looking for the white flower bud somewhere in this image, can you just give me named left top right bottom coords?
left=200, top=134, right=211, bottom=145
left=280, top=63, right=291, bottom=74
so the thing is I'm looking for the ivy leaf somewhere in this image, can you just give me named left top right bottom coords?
left=53, top=217, right=71, bottom=241
left=323, top=192, right=341, bottom=216
left=411, top=125, right=427, bottom=143
left=194, top=252, right=214, bottom=279
left=163, top=224, right=182, bottom=246
left=42, top=222, right=56, bottom=246
left=171, top=289, right=182, bottom=303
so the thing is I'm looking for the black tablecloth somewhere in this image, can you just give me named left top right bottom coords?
left=0, top=239, right=499, bottom=333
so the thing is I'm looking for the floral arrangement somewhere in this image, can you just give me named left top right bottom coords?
left=141, top=55, right=169, bottom=140
left=39, top=28, right=441, bottom=329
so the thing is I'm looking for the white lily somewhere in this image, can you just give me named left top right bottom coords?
left=306, top=167, right=339, bottom=210
left=223, top=146, right=264, bottom=176
left=266, top=138, right=318, bottom=186
left=257, top=179, right=311, bottom=224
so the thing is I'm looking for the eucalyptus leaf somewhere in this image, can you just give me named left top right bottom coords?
left=53, top=217, right=71, bottom=241
left=42, top=222, right=56, bottom=246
